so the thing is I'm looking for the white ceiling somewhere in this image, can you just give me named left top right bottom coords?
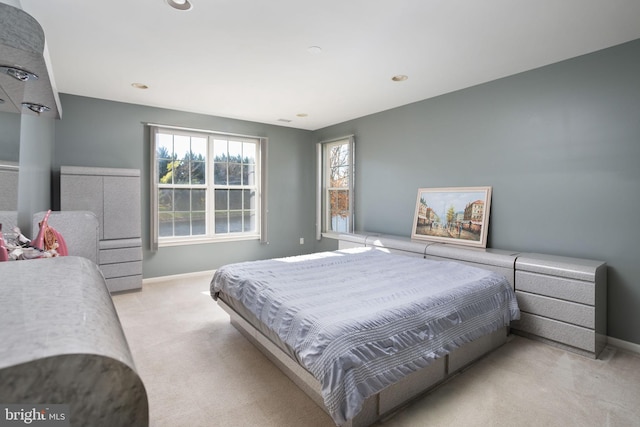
left=17, top=0, right=640, bottom=130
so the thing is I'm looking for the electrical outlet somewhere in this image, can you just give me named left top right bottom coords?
left=299, top=237, right=304, bottom=245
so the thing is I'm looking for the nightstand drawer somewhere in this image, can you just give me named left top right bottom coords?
left=512, top=312, right=595, bottom=353
left=515, top=291, right=594, bottom=328
left=516, top=271, right=594, bottom=305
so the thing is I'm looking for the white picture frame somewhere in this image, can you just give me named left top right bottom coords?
left=411, top=186, right=492, bottom=248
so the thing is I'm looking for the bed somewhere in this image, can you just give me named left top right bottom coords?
left=211, top=246, right=520, bottom=426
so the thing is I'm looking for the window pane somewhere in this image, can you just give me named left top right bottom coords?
left=175, top=189, right=190, bottom=211
left=329, top=144, right=349, bottom=169
left=174, top=160, right=190, bottom=184
left=157, top=134, right=174, bottom=184
left=190, top=137, right=207, bottom=185
left=159, top=212, right=174, bottom=237
left=228, top=162, right=242, bottom=185
left=192, top=189, right=206, bottom=211
left=243, top=142, right=256, bottom=164
left=331, top=215, right=349, bottom=233
left=215, top=212, right=228, bottom=233
left=174, top=212, right=190, bottom=236
left=229, top=211, right=242, bottom=233
left=215, top=189, right=227, bottom=210
left=228, top=140, right=242, bottom=162
left=157, top=133, right=173, bottom=158
left=173, top=136, right=190, bottom=184
left=329, top=189, right=349, bottom=232
left=174, top=135, right=190, bottom=160
left=159, top=160, right=177, bottom=184
left=191, top=161, right=205, bottom=184
left=243, top=189, right=255, bottom=209
left=213, top=139, right=227, bottom=161
left=243, top=211, right=256, bottom=232
left=158, top=160, right=173, bottom=184
left=192, top=211, right=206, bottom=235
left=229, top=190, right=242, bottom=210
left=243, top=164, right=255, bottom=185
left=330, top=166, right=349, bottom=188
left=160, top=160, right=181, bottom=184
left=214, top=163, right=227, bottom=185
left=329, top=189, right=349, bottom=210
left=191, top=137, right=207, bottom=160
left=158, top=189, right=173, bottom=211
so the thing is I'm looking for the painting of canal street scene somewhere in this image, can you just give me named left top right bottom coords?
left=411, top=186, right=492, bottom=248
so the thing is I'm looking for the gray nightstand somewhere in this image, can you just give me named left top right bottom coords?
left=511, top=253, right=607, bottom=358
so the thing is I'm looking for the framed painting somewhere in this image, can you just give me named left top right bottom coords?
left=411, top=186, right=492, bottom=248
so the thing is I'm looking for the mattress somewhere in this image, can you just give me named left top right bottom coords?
left=211, top=247, right=520, bottom=425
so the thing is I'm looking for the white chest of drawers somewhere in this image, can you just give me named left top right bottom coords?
left=60, top=166, right=142, bottom=292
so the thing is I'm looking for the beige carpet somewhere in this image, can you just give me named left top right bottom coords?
left=112, top=273, right=640, bottom=427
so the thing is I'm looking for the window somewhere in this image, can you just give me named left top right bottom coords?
left=212, top=137, right=259, bottom=234
left=150, top=125, right=267, bottom=248
left=316, top=136, right=355, bottom=238
left=156, top=132, right=208, bottom=238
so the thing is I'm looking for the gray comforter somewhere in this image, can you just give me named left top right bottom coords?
left=211, top=247, right=520, bottom=425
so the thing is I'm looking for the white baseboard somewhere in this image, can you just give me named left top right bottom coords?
left=607, top=336, right=640, bottom=354
left=142, top=269, right=216, bottom=285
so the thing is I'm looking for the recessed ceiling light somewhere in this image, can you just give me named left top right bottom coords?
left=307, top=46, right=322, bottom=54
left=131, top=83, right=149, bottom=89
left=22, top=102, right=50, bottom=114
left=1, top=65, right=38, bottom=82
left=167, top=0, right=192, bottom=11
left=277, top=118, right=292, bottom=123
left=296, top=113, right=308, bottom=118
left=391, top=75, right=408, bottom=82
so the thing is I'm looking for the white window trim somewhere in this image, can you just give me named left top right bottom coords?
left=149, top=124, right=268, bottom=250
left=316, top=135, right=355, bottom=240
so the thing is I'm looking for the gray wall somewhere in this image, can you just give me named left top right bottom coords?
left=53, top=95, right=317, bottom=278
left=314, top=39, right=640, bottom=346
left=17, top=113, right=55, bottom=236
left=0, top=111, right=54, bottom=234
left=0, top=112, right=21, bottom=212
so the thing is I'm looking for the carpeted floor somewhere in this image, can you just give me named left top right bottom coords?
left=112, top=273, right=640, bottom=427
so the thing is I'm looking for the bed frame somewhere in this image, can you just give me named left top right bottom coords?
left=219, top=299, right=508, bottom=427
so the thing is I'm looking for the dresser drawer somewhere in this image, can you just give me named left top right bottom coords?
left=516, top=291, right=594, bottom=328
left=511, top=312, right=595, bottom=353
left=515, top=271, right=594, bottom=305
left=106, top=275, right=142, bottom=292
left=516, top=253, right=605, bottom=282
left=100, top=246, right=142, bottom=264
left=100, top=261, right=142, bottom=279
